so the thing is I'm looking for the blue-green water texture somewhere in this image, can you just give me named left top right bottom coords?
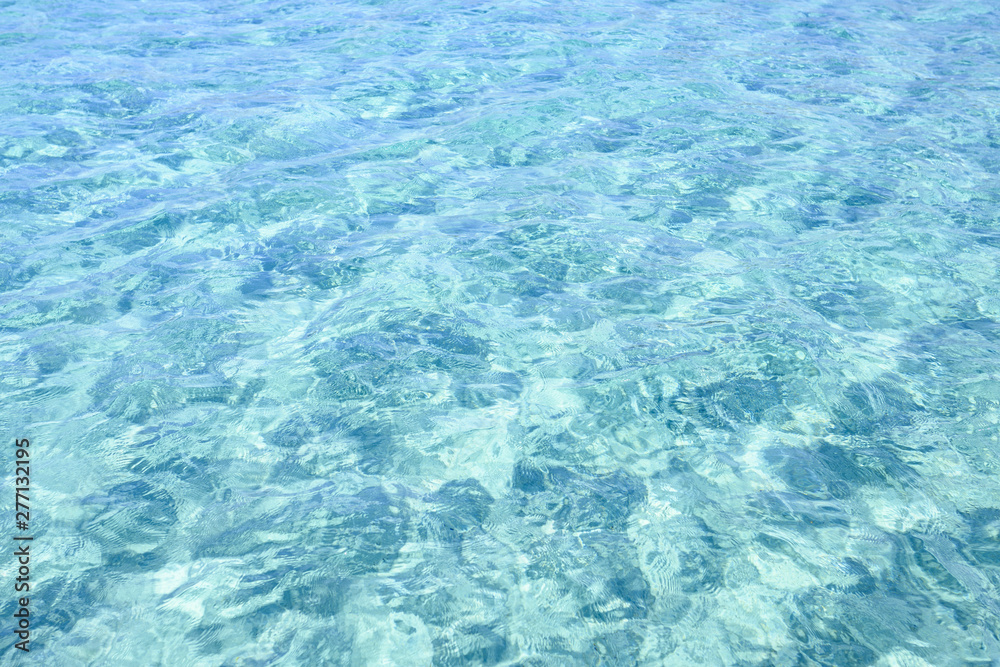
left=2, top=0, right=1000, bottom=664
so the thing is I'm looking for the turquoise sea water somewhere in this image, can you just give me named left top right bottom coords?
left=2, top=0, right=1000, bottom=664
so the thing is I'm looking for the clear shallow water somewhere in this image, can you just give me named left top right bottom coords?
left=2, top=0, right=1000, bottom=664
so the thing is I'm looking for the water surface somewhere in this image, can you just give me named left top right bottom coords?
left=2, top=0, right=1000, bottom=664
